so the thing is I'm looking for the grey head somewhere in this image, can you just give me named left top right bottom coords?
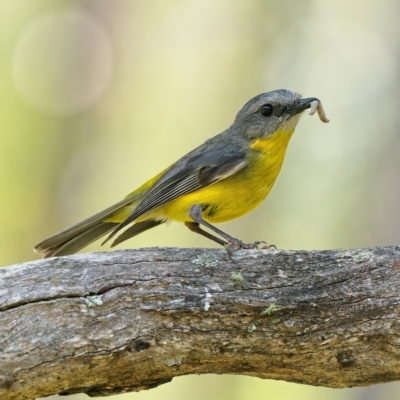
left=232, top=89, right=319, bottom=139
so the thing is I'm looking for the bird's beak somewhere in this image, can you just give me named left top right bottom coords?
left=288, top=97, right=319, bottom=116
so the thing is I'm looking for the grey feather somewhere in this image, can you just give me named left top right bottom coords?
left=34, top=194, right=140, bottom=257
left=41, top=222, right=117, bottom=258
left=110, top=220, right=165, bottom=247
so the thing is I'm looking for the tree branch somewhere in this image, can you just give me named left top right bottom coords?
left=1, top=246, right=400, bottom=399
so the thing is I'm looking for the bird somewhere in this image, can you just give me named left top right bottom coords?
left=34, top=89, right=329, bottom=258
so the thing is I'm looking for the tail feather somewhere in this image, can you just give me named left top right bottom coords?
left=110, top=219, right=164, bottom=247
left=41, top=222, right=117, bottom=258
left=34, top=189, right=167, bottom=258
left=34, top=196, right=137, bottom=255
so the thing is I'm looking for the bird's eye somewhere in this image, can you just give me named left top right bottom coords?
left=260, top=104, right=273, bottom=116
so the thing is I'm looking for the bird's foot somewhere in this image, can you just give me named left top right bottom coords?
left=225, top=240, right=276, bottom=257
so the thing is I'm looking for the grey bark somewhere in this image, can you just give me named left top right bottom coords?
left=1, top=246, right=400, bottom=399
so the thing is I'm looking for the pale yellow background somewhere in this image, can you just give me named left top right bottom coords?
left=2, top=1, right=400, bottom=399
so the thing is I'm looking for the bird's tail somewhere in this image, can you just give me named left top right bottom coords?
left=34, top=196, right=137, bottom=258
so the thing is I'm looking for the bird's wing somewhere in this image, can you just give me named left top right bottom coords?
left=103, top=147, right=247, bottom=242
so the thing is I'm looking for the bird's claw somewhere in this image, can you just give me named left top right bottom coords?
left=226, top=240, right=276, bottom=257
left=260, top=243, right=276, bottom=250
left=240, top=240, right=267, bottom=249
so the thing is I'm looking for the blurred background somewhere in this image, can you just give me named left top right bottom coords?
left=1, top=0, right=400, bottom=399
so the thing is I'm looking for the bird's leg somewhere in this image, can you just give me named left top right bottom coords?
left=185, top=222, right=227, bottom=246
left=188, top=204, right=269, bottom=255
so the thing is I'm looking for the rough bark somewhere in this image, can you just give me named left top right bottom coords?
left=1, top=246, right=400, bottom=399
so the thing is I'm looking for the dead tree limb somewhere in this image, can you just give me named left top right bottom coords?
left=1, top=246, right=400, bottom=399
